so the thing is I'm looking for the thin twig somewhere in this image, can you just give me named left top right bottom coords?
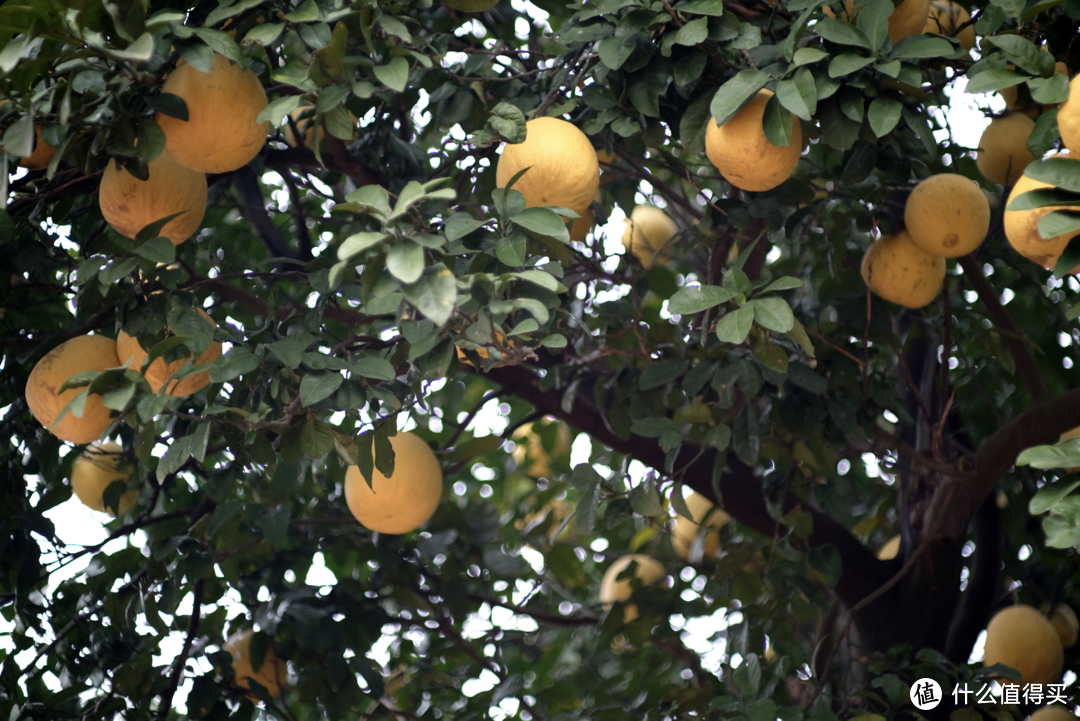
left=158, top=578, right=204, bottom=717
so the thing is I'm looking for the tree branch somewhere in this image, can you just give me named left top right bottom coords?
left=158, top=578, right=204, bottom=717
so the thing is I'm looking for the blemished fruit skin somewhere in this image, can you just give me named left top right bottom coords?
left=495, top=117, right=600, bottom=214
left=877, top=534, right=901, bottom=561
left=444, top=0, right=499, bottom=10
left=823, top=0, right=930, bottom=43
left=26, top=335, right=121, bottom=444
left=599, top=554, right=666, bottom=622
left=1059, top=75, right=1080, bottom=156
left=622, top=205, right=678, bottom=267
left=1004, top=157, right=1080, bottom=272
left=117, top=308, right=221, bottom=396
left=99, top=150, right=208, bottom=246
left=223, top=630, right=286, bottom=699
left=976, top=113, right=1036, bottom=187
left=156, top=53, right=270, bottom=173
left=345, top=431, right=444, bottom=534
left=983, top=604, right=1064, bottom=686
left=860, top=230, right=947, bottom=309
left=1041, top=602, right=1079, bottom=649
left=706, top=90, right=802, bottom=192
left=904, top=174, right=991, bottom=257
left=671, top=491, right=730, bottom=560
left=1029, top=707, right=1076, bottom=721
left=71, top=442, right=138, bottom=515
left=923, top=0, right=975, bottom=51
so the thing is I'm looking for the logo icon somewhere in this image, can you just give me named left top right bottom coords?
left=911, top=678, right=943, bottom=710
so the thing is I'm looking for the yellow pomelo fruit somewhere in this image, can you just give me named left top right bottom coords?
left=1058, top=75, right=1080, bottom=155
left=622, top=205, right=678, bottom=267
left=444, top=0, right=499, bottom=10
left=976, top=113, right=1036, bottom=188
left=569, top=207, right=596, bottom=241
left=99, top=150, right=208, bottom=245
left=671, top=491, right=730, bottom=560
left=1004, top=157, right=1080, bottom=272
left=1040, top=602, right=1079, bottom=649
left=705, top=89, right=802, bottom=192
left=904, top=174, right=990, bottom=257
left=497, top=117, right=599, bottom=213
left=877, top=534, right=901, bottom=560
left=71, top=441, right=138, bottom=515
left=26, top=335, right=120, bottom=444
left=283, top=105, right=357, bottom=147
left=156, top=53, right=269, bottom=173
left=344, top=431, right=443, bottom=534
left=1030, top=707, right=1077, bottom=721
left=923, top=0, right=975, bottom=50
left=599, top=554, right=666, bottom=622
left=512, top=417, right=572, bottom=477
left=596, top=148, right=616, bottom=168
left=223, top=630, right=287, bottom=700
left=822, top=0, right=929, bottom=43
left=983, top=604, right=1063, bottom=686
left=118, top=308, right=221, bottom=396
left=860, top=230, right=946, bottom=309
left=19, top=126, right=57, bottom=170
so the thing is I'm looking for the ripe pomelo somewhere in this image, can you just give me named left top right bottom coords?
left=671, top=491, right=730, bottom=560
left=71, top=441, right=138, bottom=515
left=706, top=89, right=802, bottom=192
left=223, top=630, right=287, bottom=700
left=976, top=113, right=1035, bottom=187
left=99, top=150, right=207, bottom=245
left=495, top=117, right=600, bottom=214
left=1041, top=602, right=1078, bottom=649
left=1029, top=707, right=1076, bottom=721
left=599, top=554, right=666, bottom=622
left=344, top=431, right=443, bottom=534
left=982, top=604, right=1063, bottom=686
left=25, top=335, right=120, bottom=444
left=822, top=0, right=930, bottom=43
left=156, top=53, right=269, bottom=173
left=860, top=230, right=946, bottom=309
left=1058, top=75, right=1080, bottom=155
left=117, top=308, right=221, bottom=396
left=622, top=205, right=678, bottom=267
left=1004, top=156, right=1080, bottom=272
left=904, top=174, right=990, bottom=257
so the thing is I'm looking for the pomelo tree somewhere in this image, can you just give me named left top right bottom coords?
left=2, top=0, right=1080, bottom=717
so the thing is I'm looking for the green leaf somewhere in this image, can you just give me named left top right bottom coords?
left=1029, top=74, right=1070, bottom=104
left=387, top=241, right=425, bottom=284
left=1029, top=478, right=1080, bottom=515
left=191, top=28, right=243, bottom=66
left=813, top=18, right=871, bottom=48
left=175, top=39, right=214, bottom=73
left=710, top=69, right=770, bottom=126
left=675, top=0, right=725, bottom=14
left=1038, top=210, right=1080, bottom=240
left=640, top=359, right=690, bottom=390
left=299, top=372, right=343, bottom=406
left=2, top=115, right=34, bottom=158
left=1024, top=156, right=1080, bottom=192
left=243, top=23, right=284, bottom=46
left=285, top=0, right=320, bottom=21
left=148, top=93, right=189, bottom=121
left=787, top=319, right=816, bottom=358
left=487, top=102, right=528, bottom=144
left=674, top=17, right=709, bottom=45
left=866, top=96, right=902, bottom=138
left=751, top=296, right=795, bottom=332
left=761, top=276, right=803, bottom=292
left=891, top=34, right=954, bottom=59
left=828, top=53, right=875, bottom=78
left=965, top=68, right=1025, bottom=94
left=1006, top=187, right=1080, bottom=211
left=1018, top=439, right=1080, bottom=469
left=716, top=305, right=754, bottom=344
left=668, top=285, right=736, bottom=314
left=266, top=333, right=314, bottom=369
left=631, top=417, right=680, bottom=438
left=1028, top=108, right=1061, bottom=157
left=258, top=95, right=302, bottom=126
left=987, top=34, right=1047, bottom=75
left=762, top=93, right=793, bottom=147
left=373, top=56, right=410, bottom=92
left=792, top=47, right=829, bottom=66
left=598, top=34, right=636, bottom=71
left=352, top=355, right=396, bottom=381
left=338, top=232, right=390, bottom=261
left=402, top=265, right=457, bottom=326
left=134, top=237, right=176, bottom=265
left=108, top=32, right=155, bottom=61
left=512, top=207, right=571, bottom=242
left=496, top=234, right=527, bottom=267
left=855, top=0, right=891, bottom=48
left=629, top=477, right=664, bottom=517
left=510, top=270, right=559, bottom=292
left=1053, top=240, right=1080, bottom=278
left=808, top=544, right=843, bottom=588
left=209, top=347, right=260, bottom=383
left=775, top=67, right=817, bottom=121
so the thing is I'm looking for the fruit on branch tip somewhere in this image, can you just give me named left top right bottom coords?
left=1058, top=75, right=1080, bottom=156
left=976, top=113, right=1036, bottom=188
left=622, top=205, right=678, bottom=268
left=705, top=89, right=802, bottom=192
left=117, top=308, right=222, bottom=396
left=982, top=604, right=1064, bottom=686
left=599, top=554, right=666, bottom=623
left=923, top=0, right=975, bottom=51
left=876, top=534, right=901, bottom=560
left=496, top=116, right=600, bottom=215
left=860, top=230, right=946, bottom=309
left=344, top=431, right=444, bottom=534
left=1040, top=602, right=1078, bottom=649
left=25, top=335, right=121, bottom=444
left=71, top=441, right=138, bottom=515
left=822, top=0, right=930, bottom=43
left=904, top=173, right=990, bottom=257
left=1004, top=154, right=1080, bottom=272
left=155, top=53, right=269, bottom=173
left=98, top=150, right=208, bottom=246
left=223, top=630, right=287, bottom=700
left=671, top=490, right=730, bottom=561
left=443, top=0, right=500, bottom=11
